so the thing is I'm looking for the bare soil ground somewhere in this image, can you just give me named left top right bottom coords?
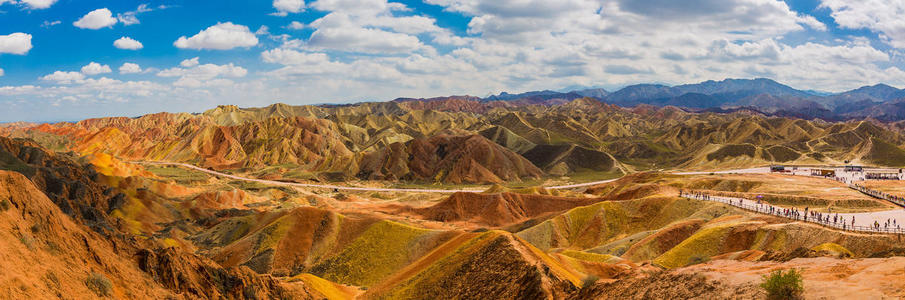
left=862, top=180, right=905, bottom=199
left=682, top=257, right=905, bottom=299
left=682, top=173, right=897, bottom=212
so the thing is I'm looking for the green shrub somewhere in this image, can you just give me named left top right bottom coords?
left=85, top=272, right=112, bottom=297
left=581, top=274, right=600, bottom=289
left=760, top=269, right=803, bottom=300
left=0, top=198, right=10, bottom=211
left=688, top=254, right=711, bottom=266
left=17, top=234, right=35, bottom=250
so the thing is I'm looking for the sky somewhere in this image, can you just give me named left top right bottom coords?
left=2, top=0, right=905, bottom=122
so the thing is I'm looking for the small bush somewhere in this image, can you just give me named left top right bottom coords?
left=688, top=254, right=711, bottom=266
left=0, top=198, right=10, bottom=211
left=17, top=234, right=35, bottom=250
left=760, top=269, right=803, bottom=300
left=581, top=274, right=600, bottom=289
left=85, top=272, right=113, bottom=297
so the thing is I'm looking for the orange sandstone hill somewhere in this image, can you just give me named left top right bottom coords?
left=410, top=191, right=602, bottom=227
left=358, top=134, right=543, bottom=183
left=8, top=99, right=905, bottom=184
left=0, top=169, right=318, bottom=299
left=0, top=136, right=324, bottom=299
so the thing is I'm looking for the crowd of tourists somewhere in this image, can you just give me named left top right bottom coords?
left=678, top=189, right=903, bottom=234
left=851, top=184, right=905, bottom=207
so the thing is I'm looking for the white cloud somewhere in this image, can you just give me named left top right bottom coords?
left=0, top=33, right=32, bottom=55
left=80, top=62, right=113, bottom=75
left=310, top=0, right=407, bottom=14
left=273, top=0, right=305, bottom=16
left=119, top=63, right=142, bottom=74
left=158, top=61, right=247, bottom=88
left=309, top=2, right=443, bottom=34
left=41, top=20, right=61, bottom=28
left=18, top=0, right=57, bottom=9
left=116, top=4, right=154, bottom=26
left=113, top=37, right=143, bottom=50
left=174, top=22, right=259, bottom=50
left=6, top=0, right=905, bottom=123
left=820, top=0, right=905, bottom=48
left=0, top=68, right=4, bottom=77
left=40, top=71, right=85, bottom=84
left=255, top=25, right=271, bottom=35
left=73, top=8, right=118, bottom=29
left=180, top=57, right=200, bottom=67
left=158, top=63, right=248, bottom=79
left=262, top=48, right=333, bottom=65
left=295, top=0, right=447, bottom=54
left=797, top=14, right=827, bottom=31
left=286, top=21, right=306, bottom=30
left=307, top=26, right=424, bottom=53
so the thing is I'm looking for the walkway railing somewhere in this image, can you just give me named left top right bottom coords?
left=850, top=184, right=905, bottom=208
left=680, top=192, right=905, bottom=234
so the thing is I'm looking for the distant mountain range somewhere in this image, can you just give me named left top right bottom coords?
left=484, top=78, right=905, bottom=121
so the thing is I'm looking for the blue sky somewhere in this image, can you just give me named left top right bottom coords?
left=1, top=0, right=905, bottom=122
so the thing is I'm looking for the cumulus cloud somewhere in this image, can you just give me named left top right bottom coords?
left=116, top=4, right=154, bottom=26
left=820, top=0, right=905, bottom=48
left=286, top=21, right=305, bottom=30
left=40, top=71, right=85, bottom=84
left=174, top=22, right=259, bottom=50
left=310, top=0, right=407, bottom=14
left=21, top=0, right=55, bottom=9
left=6, top=0, right=905, bottom=123
left=0, top=33, right=32, bottom=55
left=180, top=57, right=200, bottom=67
left=119, top=63, right=142, bottom=74
left=113, top=37, right=143, bottom=50
left=73, top=8, right=118, bottom=29
left=301, top=1, right=440, bottom=53
left=158, top=59, right=247, bottom=88
left=255, top=25, right=271, bottom=35
left=0, top=68, right=4, bottom=76
left=308, top=26, right=424, bottom=53
left=1, top=0, right=58, bottom=9
left=80, top=62, right=113, bottom=75
left=262, top=48, right=333, bottom=65
left=273, top=0, right=305, bottom=16
left=158, top=63, right=247, bottom=79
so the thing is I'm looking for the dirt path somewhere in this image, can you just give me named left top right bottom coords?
left=136, top=161, right=622, bottom=193
left=139, top=161, right=905, bottom=231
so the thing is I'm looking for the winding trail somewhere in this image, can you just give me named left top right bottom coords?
left=136, top=161, right=622, bottom=193
left=138, top=161, right=905, bottom=234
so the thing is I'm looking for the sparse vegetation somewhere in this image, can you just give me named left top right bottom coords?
left=145, top=165, right=211, bottom=183
left=17, top=233, right=35, bottom=250
left=0, top=197, right=10, bottom=211
left=314, top=220, right=437, bottom=286
left=687, top=254, right=711, bottom=266
left=760, top=269, right=803, bottom=300
left=706, top=144, right=756, bottom=161
left=85, top=272, right=113, bottom=297
left=581, top=274, right=600, bottom=289
left=865, top=138, right=905, bottom=167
